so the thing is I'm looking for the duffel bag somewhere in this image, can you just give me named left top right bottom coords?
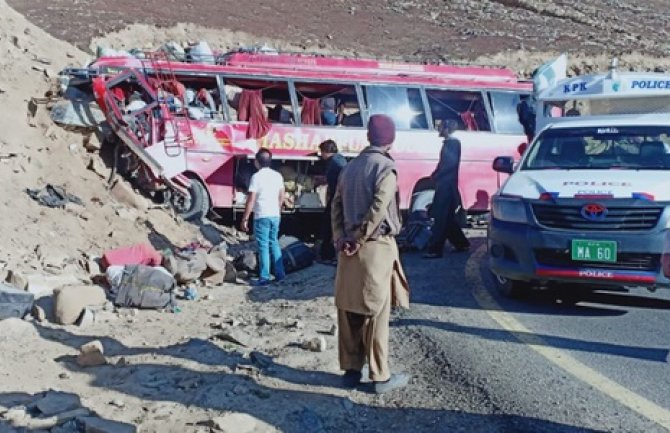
left=112, top=265, right=176, bottom=309
left=282, top=241, right=315, bottom=274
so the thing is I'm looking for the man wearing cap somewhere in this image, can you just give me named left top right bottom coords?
left=331, top=114, right=411, bottom=394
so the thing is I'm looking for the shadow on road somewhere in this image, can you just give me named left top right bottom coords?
left=28, top=324, right=608, bottom=433
left=392, top=318, right=669, bottom=363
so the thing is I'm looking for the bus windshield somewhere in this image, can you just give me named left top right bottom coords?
left=522, top=126, right=670, bottom=170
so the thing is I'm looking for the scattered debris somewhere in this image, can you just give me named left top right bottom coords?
left=301, top=336, right=327, bottom=352
left=286, top=319, right=305, bottom=329
left=76, top=340, right=106, bottom=367
left=211, top=329, right=251, bottom=347
left=109, top=399, right=125, bottom=408
left=26, top=184, right=83, bottom=208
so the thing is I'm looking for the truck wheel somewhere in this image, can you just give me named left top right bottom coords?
left=171, top=178, right=210, bottom=222
left=492, top=272, right=530, bottom=298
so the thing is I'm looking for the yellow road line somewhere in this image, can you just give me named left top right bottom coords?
left=467, top=247, right=670, bottom=431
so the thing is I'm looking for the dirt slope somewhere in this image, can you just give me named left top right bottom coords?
left=0, top=0, right=199, bottom=281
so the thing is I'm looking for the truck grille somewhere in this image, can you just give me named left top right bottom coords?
left=534, top=249, right=660, bottom=271
left=532, top=204, right=663, bottom=231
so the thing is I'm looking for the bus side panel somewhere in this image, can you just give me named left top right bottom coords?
left=205, top=157, right=235, bottom=208
left=457, top=131, right=525, bottom=211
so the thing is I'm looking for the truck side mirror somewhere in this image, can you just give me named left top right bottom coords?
left=492, top=156, right=515, bottom=174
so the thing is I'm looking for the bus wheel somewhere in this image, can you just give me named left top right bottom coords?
left=411, top=189, right=435, bottom=213
left=492, top=272, right=530, bottom=298
left=171, top=179, right=210, bottom=222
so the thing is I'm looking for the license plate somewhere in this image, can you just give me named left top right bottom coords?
left=571, top=240, right=617, bottom=263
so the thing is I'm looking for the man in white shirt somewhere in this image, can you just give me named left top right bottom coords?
left=241, top=149, right=286, bottom=285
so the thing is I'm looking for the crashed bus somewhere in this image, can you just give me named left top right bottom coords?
left=64, top=47, right=531, bottom=221
left=489, top=61, right=670, bottom=296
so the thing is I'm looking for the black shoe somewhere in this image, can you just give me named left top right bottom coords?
left=342, top=369, right=362, bottom=388
left=422, top=252, right=443, bottom=259
left=373, top=372, right=410, bottom=394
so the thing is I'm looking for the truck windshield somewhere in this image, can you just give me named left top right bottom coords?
left=522, top=125, right=670, bottom=170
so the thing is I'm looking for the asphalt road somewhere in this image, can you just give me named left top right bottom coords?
left=392, top=229, right=670, bottom=433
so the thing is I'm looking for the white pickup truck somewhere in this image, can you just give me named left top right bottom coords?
left=487, top=69, right=670, bottom=297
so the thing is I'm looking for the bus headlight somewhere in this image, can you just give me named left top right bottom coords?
left=491, top=195, right=528, bottom=224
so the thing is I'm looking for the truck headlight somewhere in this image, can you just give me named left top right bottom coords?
left=491, top=195, right=528, bottom=224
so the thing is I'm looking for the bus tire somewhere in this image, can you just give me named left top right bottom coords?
left=172, top=178, right=210, bottom=222
left=491, top=272, right=530, bottom=299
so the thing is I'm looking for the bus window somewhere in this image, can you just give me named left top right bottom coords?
left=263, top=83, right=294, bottom=124
left=293, top=82, right=362, bottom=127
left=426, top=89, right=490, bottom=131
left=488, top=91, right=525, bottom=134
left=363, top=86, right=428, bottom=130
left=177, top=75, right=221, bottom=120
left=224, top=78, right=294, bottom=124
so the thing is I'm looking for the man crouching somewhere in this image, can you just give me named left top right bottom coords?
left=331, top=114, right=411, bottom=393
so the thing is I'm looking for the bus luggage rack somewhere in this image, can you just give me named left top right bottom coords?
left=532, top=204, right=663, bottom=231
left=534, top=249, right=660, bottom=271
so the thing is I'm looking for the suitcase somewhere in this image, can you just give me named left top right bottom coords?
left=0, top=282, right=34, bottom=320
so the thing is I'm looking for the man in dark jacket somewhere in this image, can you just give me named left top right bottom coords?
left=423, top=119, right=470, bottom=258
left=319, top=139, right=347, bottom=262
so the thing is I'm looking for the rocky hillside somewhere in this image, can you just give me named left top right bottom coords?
left=8, top=0, right=670, bottom=71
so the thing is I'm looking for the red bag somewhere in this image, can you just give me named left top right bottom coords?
left=101, top=243, right=163, bottom=270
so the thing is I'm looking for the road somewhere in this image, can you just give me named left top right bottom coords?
left=390, top=229, right=670, bottom=433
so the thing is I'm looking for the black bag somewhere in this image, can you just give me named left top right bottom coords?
left=112, top=265, right=176, bottom=309
left=397, top=210, right=432, bottom=251
left=233, top=250, right=258, bottom=273
left=282, top=241, right=315, bottom=274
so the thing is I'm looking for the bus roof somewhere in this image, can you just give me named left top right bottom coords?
left=92, top=51, right=531, bottom=91
left=538, top=72, right=670, bottom=101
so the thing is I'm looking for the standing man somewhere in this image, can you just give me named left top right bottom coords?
left=423, top=119, right=470, bottom=258
left=318, top=139, right=347, bottom=263
left=241, top=149, right=286, bottom=285
left=331, top=114, right=410, bottom=394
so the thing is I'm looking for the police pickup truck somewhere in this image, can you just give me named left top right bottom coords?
left=488, top=70, right=670, bottom=297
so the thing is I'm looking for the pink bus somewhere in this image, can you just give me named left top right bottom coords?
left=73, top=49, right=531, bottom=221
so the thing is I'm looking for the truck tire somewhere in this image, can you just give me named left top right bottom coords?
left=172, top=178, right=210, bottom=222
left=492, top=272, right=530, bottom=298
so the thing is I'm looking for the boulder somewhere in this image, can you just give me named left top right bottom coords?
left=77, top=340, right=106, bottom=367
left=25, top=273, right=82, bottom=298
left=83, top=133, right=102, bottom=152
left=5, top=270, right=28, bottom=290
left=53, top=285, right=107, bottom=325
left=301, top=336, right=327, bottom=352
